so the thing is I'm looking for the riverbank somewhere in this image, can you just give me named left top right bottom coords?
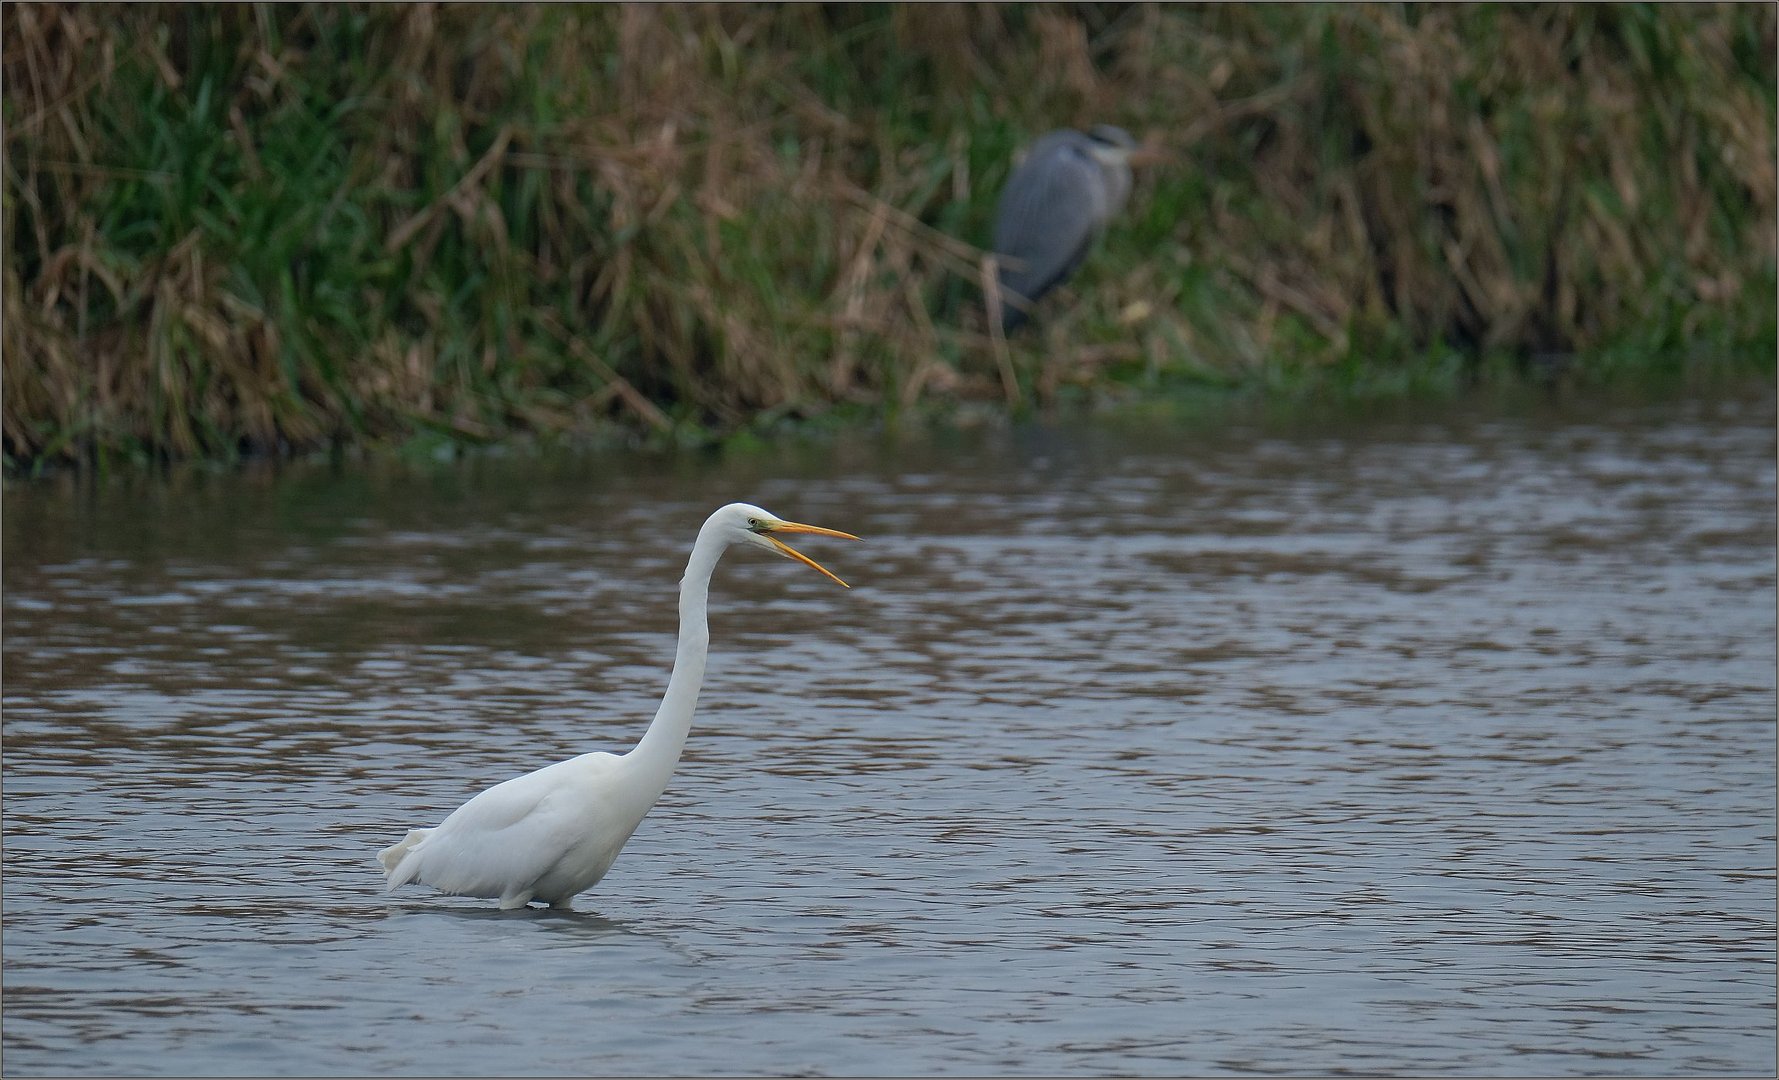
left=5, top=4, right=1773, bottom=471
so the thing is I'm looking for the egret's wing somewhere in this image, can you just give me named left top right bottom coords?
left=991, top=132, right=1106, bottom=308
left=401, top=753, right=625, bottom=900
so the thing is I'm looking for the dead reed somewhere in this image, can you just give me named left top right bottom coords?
left=4, top=3, right=1772, bottom=467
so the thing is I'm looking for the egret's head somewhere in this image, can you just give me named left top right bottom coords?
left=717, top=502, right=860, bottom=588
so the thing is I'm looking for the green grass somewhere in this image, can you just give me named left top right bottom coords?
left=4, top=2, right=1773, bottom=472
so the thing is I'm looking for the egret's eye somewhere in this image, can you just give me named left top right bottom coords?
left=748, top=518, right=764, bottom=531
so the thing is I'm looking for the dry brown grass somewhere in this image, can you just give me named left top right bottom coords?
left=4, top=3, right=1773, bottom=467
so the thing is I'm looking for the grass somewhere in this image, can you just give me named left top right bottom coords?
left=3, top=2, right=1773, bottom=471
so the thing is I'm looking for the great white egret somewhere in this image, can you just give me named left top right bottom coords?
left=378, top=502, right=860, bottom=910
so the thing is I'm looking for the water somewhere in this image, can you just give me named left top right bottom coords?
left=4, top=384, right=1775, bottom=1076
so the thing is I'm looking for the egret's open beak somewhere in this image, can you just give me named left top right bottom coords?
left=761, top=520, right=862, bottom=588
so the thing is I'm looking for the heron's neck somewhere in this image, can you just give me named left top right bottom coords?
left=624, top=528, right=721, bottom=798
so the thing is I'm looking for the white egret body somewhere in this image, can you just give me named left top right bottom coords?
left=378, top=502, right=858, bottom=909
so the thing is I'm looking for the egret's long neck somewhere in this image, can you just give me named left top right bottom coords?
left=624, top=526, right=723, bottom=798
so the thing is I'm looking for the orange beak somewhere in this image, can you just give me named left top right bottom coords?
left=761, top=520, right=862, bottom=588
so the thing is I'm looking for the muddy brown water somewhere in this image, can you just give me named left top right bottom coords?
left=3, top=384, right=1774, bottom=1075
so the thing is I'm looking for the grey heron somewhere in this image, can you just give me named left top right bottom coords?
left=989, top=124, right=1141, bottom=333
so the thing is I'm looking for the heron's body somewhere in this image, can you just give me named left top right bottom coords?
left=991, top=125, right=1139, bottom=332
left=377, top=502, right=857, bottom=910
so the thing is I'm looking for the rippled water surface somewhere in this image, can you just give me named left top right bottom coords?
left=4, top=386, right=1775, bottom=1076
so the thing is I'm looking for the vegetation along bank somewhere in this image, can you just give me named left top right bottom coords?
left=4, top=3, right=1773, bottom=469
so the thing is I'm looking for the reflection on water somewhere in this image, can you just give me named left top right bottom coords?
left=4, top=385, right=1775, bottom=1076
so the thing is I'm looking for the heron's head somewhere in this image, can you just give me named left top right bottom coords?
left=1086, top=124, right=1169, bottom=168
left=717, top=502, right=860, bottom=588
left=1086, top=124, right=1138, bottom=155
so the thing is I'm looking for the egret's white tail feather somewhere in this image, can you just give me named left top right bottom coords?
left=378, top=828, right=431, bottom=891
